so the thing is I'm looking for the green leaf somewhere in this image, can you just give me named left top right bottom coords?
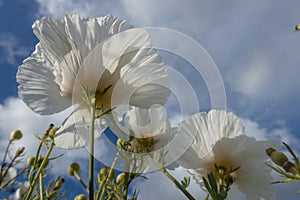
left=203, top=176, right=217, bottom=200
left=180, top=176, right=190, bottom=188
left=208, top=173, right=218, bottom=194
left=217, top=191, right=228, bottom=200
left=283, top=142, right=300, bottom=170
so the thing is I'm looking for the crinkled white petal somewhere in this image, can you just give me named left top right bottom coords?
left=17, top=44, right=71, bottom=114
left=173, top=110, right=245, bottom=169
left=32, top=14, right=132, bottom=64
left=231, top=137, right=279, bottom=200
left=54, top=108, right=106, bottom=149
left=64, top=14, right=132, bottom=58
left=71, top=28, right=170, bottom=111
left=18, top=14, right=133, bottom=115
left=125, top=105, right=169, bottom=137
left=189, top=135, right=279, bottom=200
left=104, top=29, right=170, bottom=108
left=32, top=16, right=71, bottom=63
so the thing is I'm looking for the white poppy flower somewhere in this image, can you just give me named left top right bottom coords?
left=16, top=14, right=170, bottom=149
left=125, top=105, right=175, bottom=153
left=174, top=110, right=279, bottom=199
left=115, top=105, right=176, bottom=172
left=0, top=167, right=17, bottom=189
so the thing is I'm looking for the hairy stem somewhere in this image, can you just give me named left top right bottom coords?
left=161, top=167, right=195, bottom=200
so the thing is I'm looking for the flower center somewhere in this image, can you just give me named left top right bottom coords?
left=130, top=135, right=158, bottom=153
left=95, top=84, right=113, bottom=110
left=212, top=164, right=240, bottom=192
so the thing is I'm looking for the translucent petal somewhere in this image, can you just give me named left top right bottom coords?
left=173, top=110, right=245, bottom=168
left=124, top=106, right=169, bottom=137
left=63, top=14, right=132, bottom=58
left=16, top=44, right=71, bottom=114
left=32, top=16, right=71, bottom=63
left=54, top=108, right=107, bottom=149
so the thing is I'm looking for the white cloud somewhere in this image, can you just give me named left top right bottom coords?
left=228, top=52, right=274, bottom=99
left=132, top=167, right=205, bottom=200
left=0, top=34, right=29, bottom=65
left=0, top=97, right=109, bottom=176
left=242, top=117, right=300, bottom=150
left=34, top=0, right=125, bottom=18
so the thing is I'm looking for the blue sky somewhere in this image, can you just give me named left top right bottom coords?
left=1, top=0, right=300, bottom=199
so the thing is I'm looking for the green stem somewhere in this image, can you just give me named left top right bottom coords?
left=39, top=173, right=44, bottom=200
left=95, top=180, right=104, bottom=200
left=100, top=152, right=120, bottom=200
left=161, top=168, right=195, bottom=200
left=25, top=142, right=55, bottom=200
left=74, top=171, right=89, bottom=194
left=89, top=98, right=96, bottom=200
left=123, top=162, right=130, bottom=199
left=0, top=140, right=12, bottom=176
left=28, top=136, right=46, bottom=184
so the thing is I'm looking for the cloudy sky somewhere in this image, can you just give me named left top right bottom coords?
left=1, top=0, right=300, bottom=199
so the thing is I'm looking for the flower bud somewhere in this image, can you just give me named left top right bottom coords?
left=283, top=161, right=297, bottom=174
left=68, top=163, right=80, bottom=176
left=295, top=24, right=300, bottom=32
left=26, top=156, right=35, bottom=166
left=74, top=194, right=87, bottom=200
left=266, top=148, right=289, bottom=167
left=44, top=124, right=54, bottom=135
left=97, top=167, right=115, bottom=182
left=10, top=130, right=23, bottom=141
left=116, top=172, right=126, bottom=185
left=98, top=167, right=109, bottom=182
left=15, top=147, right=25, bottom=157
left=117, top=138, right=125, bottom=148
left=49, top=127, right=59, bottom=139
left=53, top=178, right=64, bottom=190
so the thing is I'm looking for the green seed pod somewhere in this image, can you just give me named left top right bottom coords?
left=74, top=194, right=87, bottom=200
left=266, top=148, right=276, bottom=157
left=27, top=156, right=36, bottom=166
left=283, top=161, right=297, bottom=174
left=49, top=127, right=59, bottom=139
left=98, top=167, right=109, bottom=181
left=116, top=172, right=126, bottom=185
left=68, top=163, right=80, bottom=176
left=15, top=147, right=25, bottom=157
left=53, top=178, right=65, bottom=190
left=10, top=130, right=23, bottom=141
left=269, top=150, right=289, bottom=167
left=295, top=24, right=300, bottom=32
left=44, top=124, right=54, bottom=135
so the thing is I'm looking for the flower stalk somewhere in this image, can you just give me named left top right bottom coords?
left=160, top=167, right=195, bottom=200
left=89, top=97, right=96, bottom=200
left=25, top=141, right=55, bottom=200
left=39, top=173, right=44, bottom=200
